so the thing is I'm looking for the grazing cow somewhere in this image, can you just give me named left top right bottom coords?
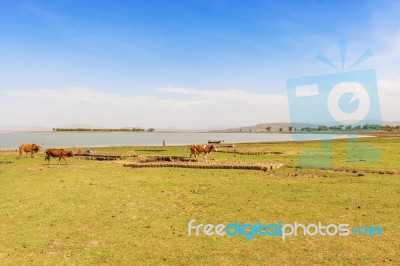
left=19, top=143, right=42, bottom=158
left=45, top=149, right=74, bottom=164
left=188, top=144, right=217, bottom=162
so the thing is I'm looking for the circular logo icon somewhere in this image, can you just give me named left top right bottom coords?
left=327, top=82, right=370, bottom=124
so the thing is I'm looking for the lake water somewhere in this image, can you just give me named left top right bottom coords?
left=0, top=132, right=363, bottom=150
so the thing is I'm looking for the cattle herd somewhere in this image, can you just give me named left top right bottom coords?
left=17, top=143, right=218, bottom=164
left=19, top=144, right=74, bottom=164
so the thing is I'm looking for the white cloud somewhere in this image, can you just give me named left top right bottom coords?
left=378, top=80, right=400, bottom=121
left=0, top=87, right=289, bottom=129
left=1, top=82, right=398, bottom=129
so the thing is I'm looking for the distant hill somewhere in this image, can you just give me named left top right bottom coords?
left=210, top=121, right=400, bottom=133
left=1, top=121, right=399, bottom=133
left=59, top=124, right=105, bottom=129
left=382, top=121, right=400, bottom=126
left=210, top=123, right=316, bottom=133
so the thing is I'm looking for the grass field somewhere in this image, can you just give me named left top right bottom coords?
left=0, top=137, right=399, bottom=265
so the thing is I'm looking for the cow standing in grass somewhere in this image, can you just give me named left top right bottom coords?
left=45, top=149, right=74, bottom=164
left=19, top=144, right=42, bottom=158
left=188, top=144, right=217, bottom=162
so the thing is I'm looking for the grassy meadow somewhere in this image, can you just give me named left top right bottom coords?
left=0, top=136, right=399, bottom=265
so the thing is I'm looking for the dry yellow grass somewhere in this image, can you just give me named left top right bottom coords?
left=0, top=137, right=399, bottom=265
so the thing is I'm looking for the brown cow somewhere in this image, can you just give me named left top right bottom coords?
left=188, top=144, right=217, bottom=162
left=45, top=149, right=74, bottom=164
left=19, top=143, right=42, bottom=158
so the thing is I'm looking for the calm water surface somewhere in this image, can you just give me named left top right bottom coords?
left=0, top=132, right=363, bottom=150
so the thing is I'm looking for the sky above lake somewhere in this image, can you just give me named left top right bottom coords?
left=0, top=0, right=399, bottom=129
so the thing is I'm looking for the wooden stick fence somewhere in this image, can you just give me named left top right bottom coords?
left=216, top=150, right=284, bottom=155
left=139, top=155, right=196, bottom=163
left=124, top=162, right=283, bottom=171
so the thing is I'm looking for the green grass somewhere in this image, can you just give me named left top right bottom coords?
left=0, top=137, right=399, bottom=265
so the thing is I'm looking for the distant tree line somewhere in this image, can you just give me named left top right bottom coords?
left=262, top=124, right=398, bottom=132
left=263, top=124, right=388, bottom=132
left=382, top=125, right=400, bottom=131
left=53, top=128, right=155, bottom=132
left=294, top=124, right=384, bottom=132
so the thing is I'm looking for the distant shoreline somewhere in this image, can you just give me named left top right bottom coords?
left=0, top=134, right=377, bottom=152
left=1, top=130, right=399, bottom=136
left=0, top=132, right=372, bottom=150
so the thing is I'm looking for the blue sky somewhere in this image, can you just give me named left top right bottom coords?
left=0, top=0, right=399, bottom=128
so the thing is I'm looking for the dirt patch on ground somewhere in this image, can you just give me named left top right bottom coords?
left=75, top=153, right=137, bottom=161
left=136, top=149, right=167, bottom=152
left=288, top=165, right=399, bottom=176
left=359, top=131, right=400, bottom=137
